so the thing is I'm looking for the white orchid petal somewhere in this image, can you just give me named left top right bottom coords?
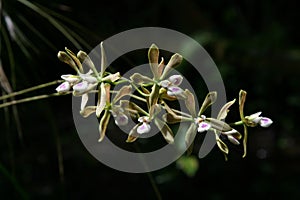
left=137, top=123, right=151, bottom=134
left=259, top=117, right=273, bottom=127
left=79, top=73, right=98, bottom=84
left=138, top=117, right=144, bottom=123
left=73, top=81, right=88, bottom=92
left=222, top=129, right=238, bottom=135
left=167, top=86, right=183, bottom=96
left=81, top=93, right=89, bottom=111
left=56, top=82, right=70, bottom=93
left=168, top=75, right=183, bottom=86
left=159, top=80, right=170, bottom=88
left=248, top=111, right=262, bottom=121
left=197, top=122, right=211, bottom=133
left=227, top=135, right=240, bottom=145
left=61, top=75, right=80, bottom=83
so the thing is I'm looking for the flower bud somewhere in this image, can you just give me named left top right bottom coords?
left=56, top=82, right=70, bottom=93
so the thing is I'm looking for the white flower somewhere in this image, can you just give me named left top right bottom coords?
left=159, top=75, right=183, bottom=96
left=79, top=70, right=98, bottom=84
left=137, top=116, right=151, bottom=134
left=115, top=113, right=129, bottom=126
left=56, top=82, right=70, bottom=93
left=195, top=115, right=211, bottom=133
left=73, top=81, right=89, bottom=93
left=248, top=112, right=273, bottom=128
left=111, top=107, right=129, bottom=126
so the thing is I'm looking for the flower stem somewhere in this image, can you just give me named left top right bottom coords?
left=0, top=92, right=71, bottom=109
left=229, top=120, right=244, bottom=126
left=0, top=80, right=63, bottom=101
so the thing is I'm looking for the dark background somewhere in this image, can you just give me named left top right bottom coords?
left=1, top=0, right=300, bottom=199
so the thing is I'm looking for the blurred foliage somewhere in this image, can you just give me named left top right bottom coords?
left=1, top=0, right=300, bottom=200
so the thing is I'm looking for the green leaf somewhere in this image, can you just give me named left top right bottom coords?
left=198, top=91, right=217, bottom=116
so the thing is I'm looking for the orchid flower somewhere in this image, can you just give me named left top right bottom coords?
left=246, top=112, right=273, bottom=128
left=159, top=75, right=184, bottom=96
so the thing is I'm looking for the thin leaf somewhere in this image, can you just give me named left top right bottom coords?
left=198, top=91, right=217, bottom=116
left=18, top=0, right=82, bottom=49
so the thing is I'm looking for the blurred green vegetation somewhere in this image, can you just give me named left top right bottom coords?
left=1, top=0, right=300, bottom=199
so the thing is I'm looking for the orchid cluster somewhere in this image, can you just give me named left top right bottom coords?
left=55, top=43, right=273, bottom=159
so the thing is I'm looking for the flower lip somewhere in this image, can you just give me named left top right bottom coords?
left=197, top=122, right=211, bottom=133
left=167, top=86, right=183, bottom=96
left=137, top=123, right=151, bottom=134
left=168, top=75, right=183, bottom=86
left=259, top=117, right=273, bottom=127
left=115, top=113, right=129, bottom=126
